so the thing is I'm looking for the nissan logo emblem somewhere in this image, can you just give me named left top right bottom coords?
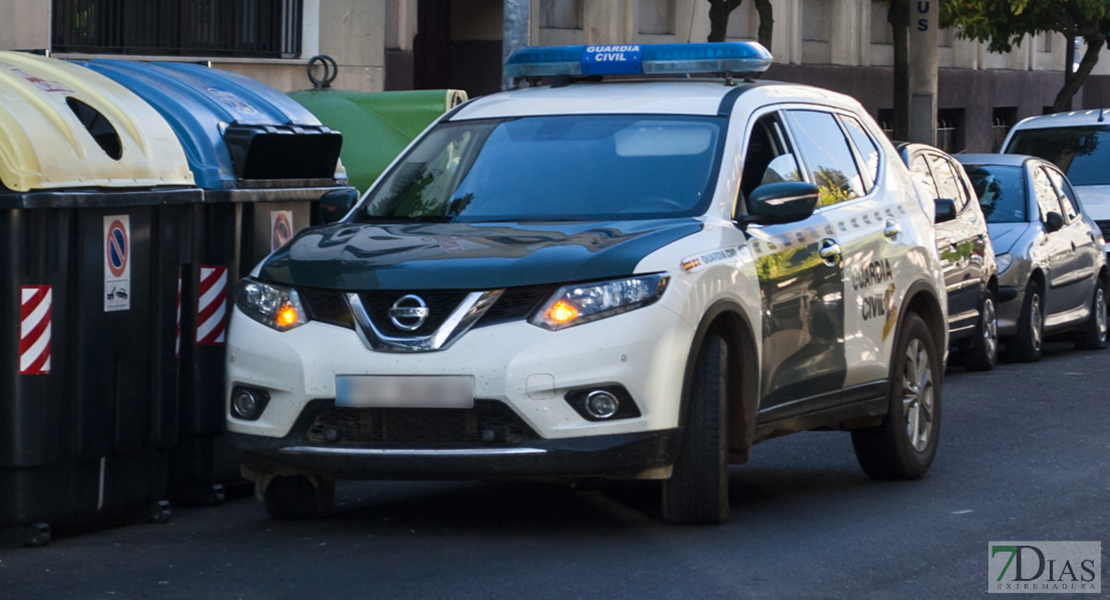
left=388, top=294, right=430, bottom=331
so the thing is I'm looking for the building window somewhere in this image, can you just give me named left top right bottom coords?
left=1041, top=33, right=1054, bottom=53
left=639, top=0, right=676, bottom=35
left=992, top=107, right=1017, bottom=152
left=803, top=0, right=830, bottom=42
left=870, top=1, right=891, bottom=45
left=936, top=109, right=964, bottom=154
left=540, top=0, right=583, bottom=30
left=51, top=0, right=303, bottom=58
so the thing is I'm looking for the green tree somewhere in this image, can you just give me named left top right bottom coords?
left=941, top=0, right=1110, bottom=113
left=706, top=0, right=774, bottom=51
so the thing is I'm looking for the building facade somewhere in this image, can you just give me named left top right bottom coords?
left=3, top=0, right=1108, bottom=153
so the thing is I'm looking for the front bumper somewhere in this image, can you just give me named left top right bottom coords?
left=226, top=297, right=695, bottom=441
left=230, top=409, right=679, bottom=481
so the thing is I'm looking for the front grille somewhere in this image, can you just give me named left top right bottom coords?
left=297, top=285, right=554, bottom=335
left=298, top=287, right=354, bottom=329
left=1097, top=220, right=1110, bottom=241
left=475, top=285, right=552, bottom=327
left=359, top=289, right=472, bottom=337
left=306, top=400, right=534, bottom=448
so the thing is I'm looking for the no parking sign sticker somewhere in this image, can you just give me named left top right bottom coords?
left=270, top=210, right=293, bottom=251
left=104, top=215, right=131, bottom=312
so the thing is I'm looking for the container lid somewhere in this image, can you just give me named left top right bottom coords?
left=0, top=52, right=194, bottom=193
left=81, top=60, right=346, bottom=189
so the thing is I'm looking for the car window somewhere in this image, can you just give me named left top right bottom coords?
left=1032, top=166, right=1066, bottom=222
left=964, top=164, right=1027, bottom=223
left=909, top=154, right=939, bottom=200
left=360, top=115, right=726, bottom=222
left=1006, top=126, right=1110, bottom=186
left=841, top=116, right=880, bottom=192
left=741, top=112, right=803, bottom=201
left=1044, top=168, right=1081, bottom=221
left=928, top=154, right=968, bottom=211
left=787, top=110, right=866, bottom=207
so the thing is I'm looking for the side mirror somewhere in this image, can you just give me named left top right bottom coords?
left=1044, top=211, right=1065, bottom=233
left=740, top=182, right=820, bottom=227
left=935, top=198, right=958, bottom=224
left=319, top=188, right=360, bottom=224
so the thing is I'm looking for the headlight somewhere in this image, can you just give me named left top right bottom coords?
left=530, top=274, right=669, bottom=331
left=996, top=253, right=1013, bottom=274
left=234, top=278, right=308, bottom=331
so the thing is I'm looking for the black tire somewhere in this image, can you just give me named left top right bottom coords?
left=265, top=476, right=335, bottom=520
left=962, top=288, right=999, bottom=371
left=851, top=313, right=941, bottom=480
left=661, top=334, right=729, bottom=525
left=1009, top=280, right=1044, bottom=362
left=1075, top=278, right=1108, bottom=350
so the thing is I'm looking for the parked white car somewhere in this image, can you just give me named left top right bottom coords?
left=225, top=42, right=949, bottom=525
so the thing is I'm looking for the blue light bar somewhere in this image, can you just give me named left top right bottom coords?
left=504, top=42, right=772, bottom=79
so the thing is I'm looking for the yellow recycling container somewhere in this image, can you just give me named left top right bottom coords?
left=0, top=51, right=199, bottom=547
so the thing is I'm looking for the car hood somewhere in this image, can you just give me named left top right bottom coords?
left=1073, top=185, right=1110, bottom=221
left=257, top=219, right=703, bottom=290
left=987, top=222, right=1031, bottom=255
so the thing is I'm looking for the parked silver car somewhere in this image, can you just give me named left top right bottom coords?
left=956, top=154, right=1107, bottom=361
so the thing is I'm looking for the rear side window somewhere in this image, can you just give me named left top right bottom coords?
left=1006, top=126, right=1110, bottom=186
left=964, top=164, right=1026, bottom=223
left=842, top=116, right=880, bottom=191
left=787, top=110, right=866, bottom=207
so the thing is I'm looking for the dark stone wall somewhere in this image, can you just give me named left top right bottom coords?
left=764, top=63, right=1067, bottom=153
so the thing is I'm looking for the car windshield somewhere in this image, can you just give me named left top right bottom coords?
left=358, top=115, right=725, bottom=222
left=964, top=164, right=1027, bottom=223
left=1005, top=126, right=1110, bottom=186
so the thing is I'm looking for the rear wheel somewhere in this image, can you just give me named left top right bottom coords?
left=1009, top=281, right=1044, bottom=362
left=962, top=288, right=999, bottom=371
left=662, top=334, right=729, bottom=525
left=265, top=475, right=335, bottom=520
left=851, top=313, right=941, bottom=480
left=1076, top=278, right=1108, bottom=350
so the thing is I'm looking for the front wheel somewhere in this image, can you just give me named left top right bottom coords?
left=661, top=334, right=729, bottom=525
left=962, top=288, right=999, bottom=371
left=851, top=313, right=941, bottom=480
left=1009, top=281, right=1044, bottom=362
left=265, top=475, right=335, bottom=520
left=1075, top=278, right=1108, bottom=350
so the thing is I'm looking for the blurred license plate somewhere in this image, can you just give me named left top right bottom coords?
left=335, top=375, right=474, bottom=409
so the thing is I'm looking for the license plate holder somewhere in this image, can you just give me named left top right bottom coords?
left=335, top=375, right=475, bottom=409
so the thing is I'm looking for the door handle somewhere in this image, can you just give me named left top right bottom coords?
left=819, top=239, right=842, bottom=265
left=884, top=220, right=902, bottom=240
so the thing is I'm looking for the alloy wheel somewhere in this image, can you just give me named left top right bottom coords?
left=902, top=338, right=934, bottom=453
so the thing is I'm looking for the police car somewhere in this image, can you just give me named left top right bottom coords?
left=226, top=42, right=949, bottom=525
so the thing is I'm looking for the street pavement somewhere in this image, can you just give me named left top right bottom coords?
left=1, top=342, right=1107, bottom=599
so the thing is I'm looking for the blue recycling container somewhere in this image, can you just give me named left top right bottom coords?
left=80, top=59, right=357, bottom=505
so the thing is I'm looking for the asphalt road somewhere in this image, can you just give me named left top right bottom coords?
left=2, top=342, right=1107, bottom=600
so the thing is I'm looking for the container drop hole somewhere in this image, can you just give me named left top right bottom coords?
left=65, top=97, right=123, bottom=160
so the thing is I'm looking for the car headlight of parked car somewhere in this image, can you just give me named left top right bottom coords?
left=235, top=278, right=308, bottom=331
left=531, top=274, right=669, bottom=331
left=995, top=253, right=1013, bottom=275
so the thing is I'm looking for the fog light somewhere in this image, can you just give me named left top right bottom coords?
left=230, top=387, right=269, bottom=421
left=584, top=390, right=620, bottom=419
